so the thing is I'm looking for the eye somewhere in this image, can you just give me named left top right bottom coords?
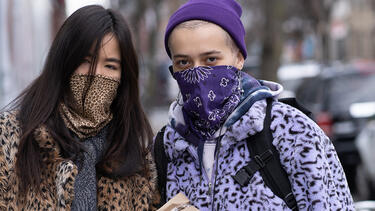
left=105, top=64, right=118, bottom=71
left=174, top=59, right=191, bottom=68
left=206, top=57, right=217, bottom=63
left=178, top=60, right=189, bottom=66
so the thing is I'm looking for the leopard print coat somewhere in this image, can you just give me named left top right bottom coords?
left=162, top=81, right=354, bottom=210
left=0, top=111, right=159, bottom=210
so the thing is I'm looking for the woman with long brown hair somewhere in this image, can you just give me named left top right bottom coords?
left=0, top=5, right=158, bottom=210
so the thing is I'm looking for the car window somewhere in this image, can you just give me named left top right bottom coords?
left=295, top=77, right=324, bottom=112
left=328, top=72, right=375, bottom=113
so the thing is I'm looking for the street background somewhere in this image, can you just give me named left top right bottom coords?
left=1, top=0, right=375, bottom=205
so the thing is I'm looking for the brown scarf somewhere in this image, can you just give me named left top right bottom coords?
left=59, top=74, right=120, bottom=139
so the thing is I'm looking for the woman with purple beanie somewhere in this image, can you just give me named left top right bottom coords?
left=154, top=0, right=354, bottom=210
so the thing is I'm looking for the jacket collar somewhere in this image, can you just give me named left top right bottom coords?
left=33, top=126, right=64, bottom=162
left=164, top=99, right=269, bottom=160
left=165, top=76, right=284, bottom=159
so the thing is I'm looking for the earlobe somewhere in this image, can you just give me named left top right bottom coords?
left=235, top=51, right=244, bottom=70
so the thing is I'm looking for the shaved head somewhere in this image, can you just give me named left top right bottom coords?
left=170, top=20, right=239, bottom=54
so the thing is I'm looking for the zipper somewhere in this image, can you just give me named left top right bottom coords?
left=200, top=152, right=212, bottom=194
left=207, top=182, right=212, bottom=195
left=210, top=137, right=222, bottom=211
left=188, top=139, right=222, bottom=211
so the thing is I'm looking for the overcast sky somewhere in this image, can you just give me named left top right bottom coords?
left=65, top=0, right=110, bottom=16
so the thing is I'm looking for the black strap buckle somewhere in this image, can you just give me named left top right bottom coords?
left=284, top=192, right=297, bottom=210
left=254, top=149, right=273, bottom=168
left=233, top=150, right=274, bottom=187
left=232, top=168, right=254, bottom=186
left=254, top=155, right=265, bottom=168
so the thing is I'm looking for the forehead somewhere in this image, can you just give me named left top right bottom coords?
left=98, top=34, right=121, bottom=57
left=169, top=22, right=231, bottom=56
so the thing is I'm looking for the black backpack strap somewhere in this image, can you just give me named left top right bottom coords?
left=279, top=97, right=312, bottom=118
left=233, top=98, right=298, bottom=210
left=153, top=126, right=168, bottom=207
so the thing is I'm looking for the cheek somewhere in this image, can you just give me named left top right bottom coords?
left=103, top=66, right=122, bottom=80
left=114, top=70, right=121, bottom=80
left=234, top=53, right=244, bottom=69
left=74, top=64, right=90, bottom=74
left=218, top=54, right=238, bottom=67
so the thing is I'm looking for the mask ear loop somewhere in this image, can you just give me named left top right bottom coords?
left=235, top=47, right=245, bottom=96
left=176, top=91, right=184, bottom=106
left=236, top=69, right=244, bottom=97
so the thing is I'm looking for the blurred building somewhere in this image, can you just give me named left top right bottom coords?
left=0, top=0, right=65, bottom=108
left=346, top=0, right=375, bottom=60
left=330, top=0, right=375, bottom=61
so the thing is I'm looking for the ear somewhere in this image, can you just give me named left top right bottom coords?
left=234, top=51, right=244, bottom=70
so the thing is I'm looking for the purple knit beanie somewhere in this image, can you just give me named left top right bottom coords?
left=164, top=0, right=247, bottom=59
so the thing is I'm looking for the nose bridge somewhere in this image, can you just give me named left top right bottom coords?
left=193, top=58, right=202, bottom=68
left=95, top=63, right=104, bottom=75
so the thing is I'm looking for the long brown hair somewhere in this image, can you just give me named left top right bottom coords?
left=6, top=5, right=153, bottom=195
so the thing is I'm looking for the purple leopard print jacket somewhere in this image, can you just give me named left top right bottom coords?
left=160, top=80, right=354, bottom=210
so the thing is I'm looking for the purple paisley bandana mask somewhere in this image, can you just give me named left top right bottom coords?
left=173, top=65, right=242, bottom=141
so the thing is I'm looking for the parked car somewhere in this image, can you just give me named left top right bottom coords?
left=295, top=64, right=375, bottom=194
left=355, top=200, right=375, bottom=210
left=277, top=61, right=322, bottom=98
left=356, top=120, right=375, bottom=200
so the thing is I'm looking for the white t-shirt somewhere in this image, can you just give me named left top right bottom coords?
left=203, top=140, right=216, bottom=180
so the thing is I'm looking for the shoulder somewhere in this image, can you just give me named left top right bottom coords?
left=270, top=100, right=329, bottom=156
left=0, top=110, right=19, bottom=126
left=0, top=110, right=21, bottom=166
left=0, top=111, right=21, bottom=199
left=0, top=110, right=21, bottom=147
left=97, top=150, right=160, bottom=210
left=145, top=148, right=158, bottom=187
left=271, top=101, right=324, bottom=136
left=271, top=101, right=354, bottom=209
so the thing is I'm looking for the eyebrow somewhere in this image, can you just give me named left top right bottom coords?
left=199, top=50, right=221, bottom=56
left=173, top=50, right=222, bottom=59
left=105, top=58, right=121, bottom=64
left=173, top=54, right=189, bottom=59
left=86, top=54, right=121, bottom=64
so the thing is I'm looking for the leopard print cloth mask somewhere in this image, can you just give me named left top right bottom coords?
left=59, top=74, right=120, bottom=139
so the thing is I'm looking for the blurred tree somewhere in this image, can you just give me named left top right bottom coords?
left=259, top=0, right=285, bottom=82
left=303, top=0, right=336, bottom=64
left=239, top=0, right=285, bottom=82
left=114, top=0, right=166, bottom=109
left=52, top=0, right=66, bottom=37
left=240, top=0, right=335, bottom=81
